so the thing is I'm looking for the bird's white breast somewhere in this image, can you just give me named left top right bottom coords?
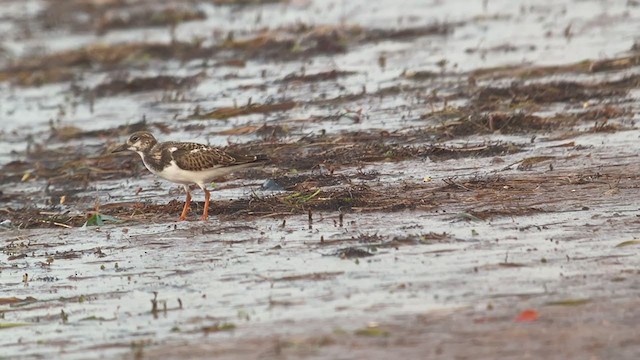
left=156, top=160, right=209, bottom=185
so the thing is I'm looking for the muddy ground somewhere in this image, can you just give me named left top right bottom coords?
left=1, top=0, right=640, bottom=359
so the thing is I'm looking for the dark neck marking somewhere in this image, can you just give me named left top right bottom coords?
left=140, top=143, right=174, bottom=172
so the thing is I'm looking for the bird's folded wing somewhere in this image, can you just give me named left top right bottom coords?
left=172, top=143, right=257, bottom=171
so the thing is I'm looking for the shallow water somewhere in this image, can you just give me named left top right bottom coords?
left=1, top=0, right=640, bottom=358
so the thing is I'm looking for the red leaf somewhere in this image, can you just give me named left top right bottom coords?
left=515, top=309, right=539, bottom=322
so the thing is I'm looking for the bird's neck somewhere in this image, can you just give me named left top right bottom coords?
left=136, top=147, right=170, bottom=174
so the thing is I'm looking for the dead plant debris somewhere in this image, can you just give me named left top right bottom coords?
left=191, top=102, right=297, bottom=120
left=471, top=54, right=640, bottom=79
left=473, top=81, right=626, bottom=111
left=91, top=73, right=205, bottom=97
left=280, top=70, right=357, bottom=83
left=3, top=166, right=639, bottom=229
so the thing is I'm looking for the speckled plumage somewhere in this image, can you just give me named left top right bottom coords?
left=112, top=131, right=267, bottom=221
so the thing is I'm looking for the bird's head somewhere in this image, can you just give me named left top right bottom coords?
left=112, top=131, right=157, bottom=153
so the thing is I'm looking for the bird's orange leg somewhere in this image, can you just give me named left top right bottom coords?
left=179, top=187, right=191, bottom=221
left=200, top=188, right=211, bottom=221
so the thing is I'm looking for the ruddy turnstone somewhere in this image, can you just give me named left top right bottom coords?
left=112, top=131, right=267, bottom=221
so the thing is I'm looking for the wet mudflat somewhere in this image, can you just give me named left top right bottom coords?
left=1, top=0, right=640, bottom=359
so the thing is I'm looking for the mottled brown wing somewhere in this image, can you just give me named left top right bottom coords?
left=171, top=142, right=259, bottom=171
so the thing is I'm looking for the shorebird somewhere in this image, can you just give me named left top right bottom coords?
left=112, top=131, right=267, bottom=221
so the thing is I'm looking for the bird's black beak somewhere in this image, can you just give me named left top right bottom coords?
left=111, top=143, right=130, bottom=153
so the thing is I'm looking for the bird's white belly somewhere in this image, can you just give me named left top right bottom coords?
left=143, top=159, right=236, bottom=186
left=156, top=161, right=203, bottom=184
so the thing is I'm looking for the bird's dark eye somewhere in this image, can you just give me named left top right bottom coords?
left=130, top=135, right=139, bottom=142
